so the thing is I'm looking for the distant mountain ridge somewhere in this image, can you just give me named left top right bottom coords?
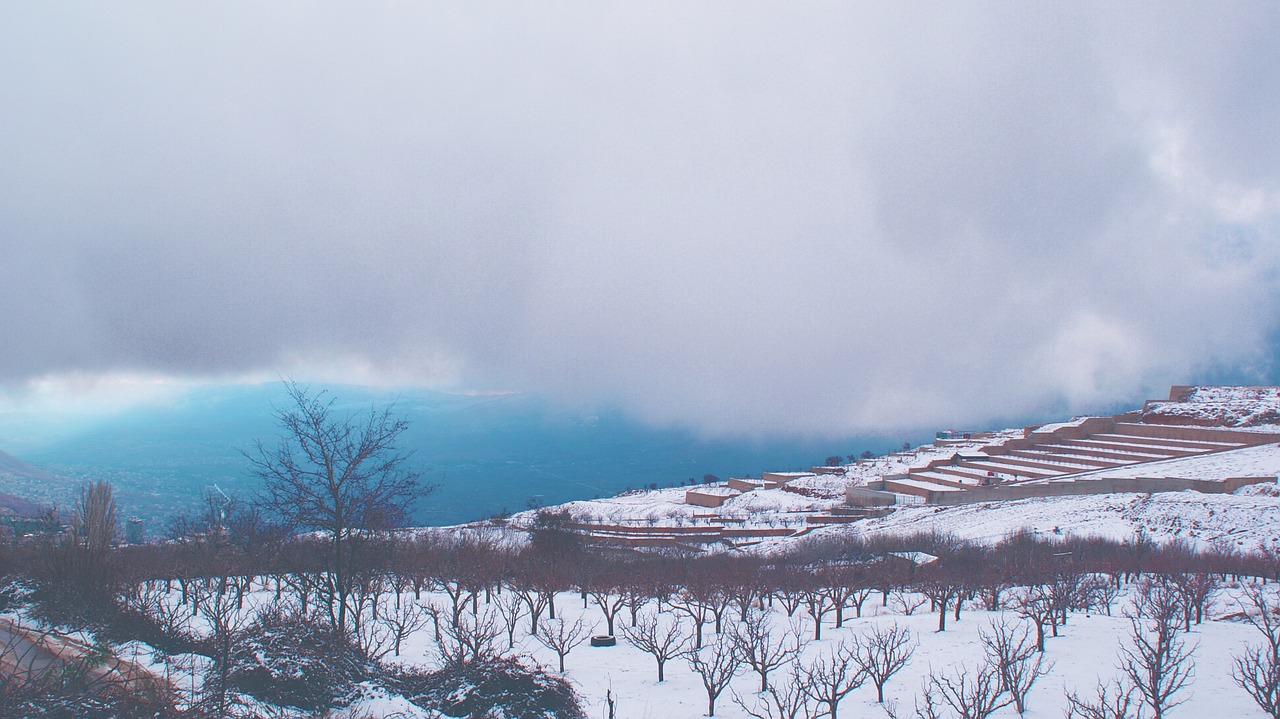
left=0, top=448, right=57, bottom=481
left=0, top=449, right=54, bottom=516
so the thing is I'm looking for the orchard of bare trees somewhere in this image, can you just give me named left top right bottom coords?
left=6, top=502, right=1280, bottom=719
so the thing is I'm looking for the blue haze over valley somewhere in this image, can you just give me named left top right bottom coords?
left=0, top=383, right=917, bottom=530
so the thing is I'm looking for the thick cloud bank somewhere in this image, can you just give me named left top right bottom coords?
left=2, top=3, right=1279, bottom=435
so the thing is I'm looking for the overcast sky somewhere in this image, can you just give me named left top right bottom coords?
left=2, top=2, right=1278, bottom=436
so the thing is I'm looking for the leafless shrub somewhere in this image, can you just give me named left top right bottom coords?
left=377, top=589, right=431, bottom=658
left=732, top=664, right=818, bottom=719
left=891, top=591, right=927, bottom=616
left=924, top=661, right=1011, bottom=719
left=436, top=605, right=504, bottom=666
left=1064, top=678, right=1139, bottom=719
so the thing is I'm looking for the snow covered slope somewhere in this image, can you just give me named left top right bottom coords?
left=527, top=387, right=1280, bottom=551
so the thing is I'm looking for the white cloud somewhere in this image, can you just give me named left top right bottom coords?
left=1, top=2, right=1278, bottom=435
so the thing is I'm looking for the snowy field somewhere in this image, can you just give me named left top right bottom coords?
left=508, top=587, right=1269, bottom=719
left=529, top=483, right=1280, bottom=556
left=101, top=580, right=1280, bottom=719
left=1143, top=386, right=1280, bottom=429
left=811, top=489, right=1280, bottom=550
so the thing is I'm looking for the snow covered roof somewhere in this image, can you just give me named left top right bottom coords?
left=888, top=551, right=939, bottom=566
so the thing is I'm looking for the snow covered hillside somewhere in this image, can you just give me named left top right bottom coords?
left=518, top=388, right=1280, bottom=553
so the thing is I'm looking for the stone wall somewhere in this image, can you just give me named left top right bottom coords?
left=924, top=476, right=1275, bottom=506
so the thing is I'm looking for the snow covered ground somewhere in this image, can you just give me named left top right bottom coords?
left=109, top=581, right=1280, bottom=719
left=1143, top=386, right=1280, bottom=430
left=782, top=489, right=1280, bottom=551
left=109, top=385, right=1280, bottom=715
left=513, top=398, right=1280, bottom=555
left=1062, top=442, right=1280, bottom=482
left=522, top=470, right=1280, bottom=556
left=519, top=588, right=1269, bottom=719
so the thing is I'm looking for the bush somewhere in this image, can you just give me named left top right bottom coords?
left=227, top=611, right=380, bottom=712
left=392, top=656, right=586, bottom=719
left=0, top=658, right=176, bottom=719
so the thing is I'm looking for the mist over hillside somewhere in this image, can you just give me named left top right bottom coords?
left=0, top=383, right=922, bottom=529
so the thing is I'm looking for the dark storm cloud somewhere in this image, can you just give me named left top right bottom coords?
left=2, top=2, right=1278, bottom=434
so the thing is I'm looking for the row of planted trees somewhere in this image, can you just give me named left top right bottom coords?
left=8, top=496, right=1280, bottom=718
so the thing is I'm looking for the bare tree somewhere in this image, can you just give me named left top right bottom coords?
left=801, top=587, right=835, bottom=640
left=1170, top=571, right=1219, bottom=630
left=919, top=576, right=961, bottom=632
left=730, top=609, right=805, bottom=693
left=433, top=575, right=476, bottom=629
left=979, top=617, right=1051, bottom=715
left=733, top=665, right=818, bottom=719
left=687, top=634, right=743, bottom=716
left=76, top=480, right=118, bottom=558
left=853, top=622, right=916, bottom=703
left=821, top=572, right=857, bottom=628
left=1084, top=574, right=1123, bottom=616
left=621, top=577, right=651, bottom=627
left=247, top=382, right=428, bottom=636
left=513, top=573, right=556, bottom=638
left=798, top=640, right=864, bottom=719
left=589, top=580, right=629, bottom=637
left=348, top=570, right=395, bottom=660
left=774, top=582, right=806, bottom=618
left=728, top=574, right=766, bottom=625
left=975, top=567, right=1012, bottom=611
left=1232, top=584, right=1280, bottom=718
left=621, top=610, right=689, bottom=682
left=1012, top=584, right=1055, bottom=652
left=1047, top=567, right=1088, bottom=633
left=1119, top=578, right=1196, bottom=719
left=925, top=661, right=1011, bottom=719
left=671, top=585, right=715, bottom=649
left=891, top=591, right=928, bottom=616
left=495, top=587, right=530, bottom=649
left=378, top=586, right=431, bottom=658
left=847, top=583, right=876, bottom=619
left=535, top=615, right=594, bottom=673
left=435, top=605, right=504, bottom=666
left=1064, top=678, right=1139, bottom=719
left=191, top=573, right=252, bottom=717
